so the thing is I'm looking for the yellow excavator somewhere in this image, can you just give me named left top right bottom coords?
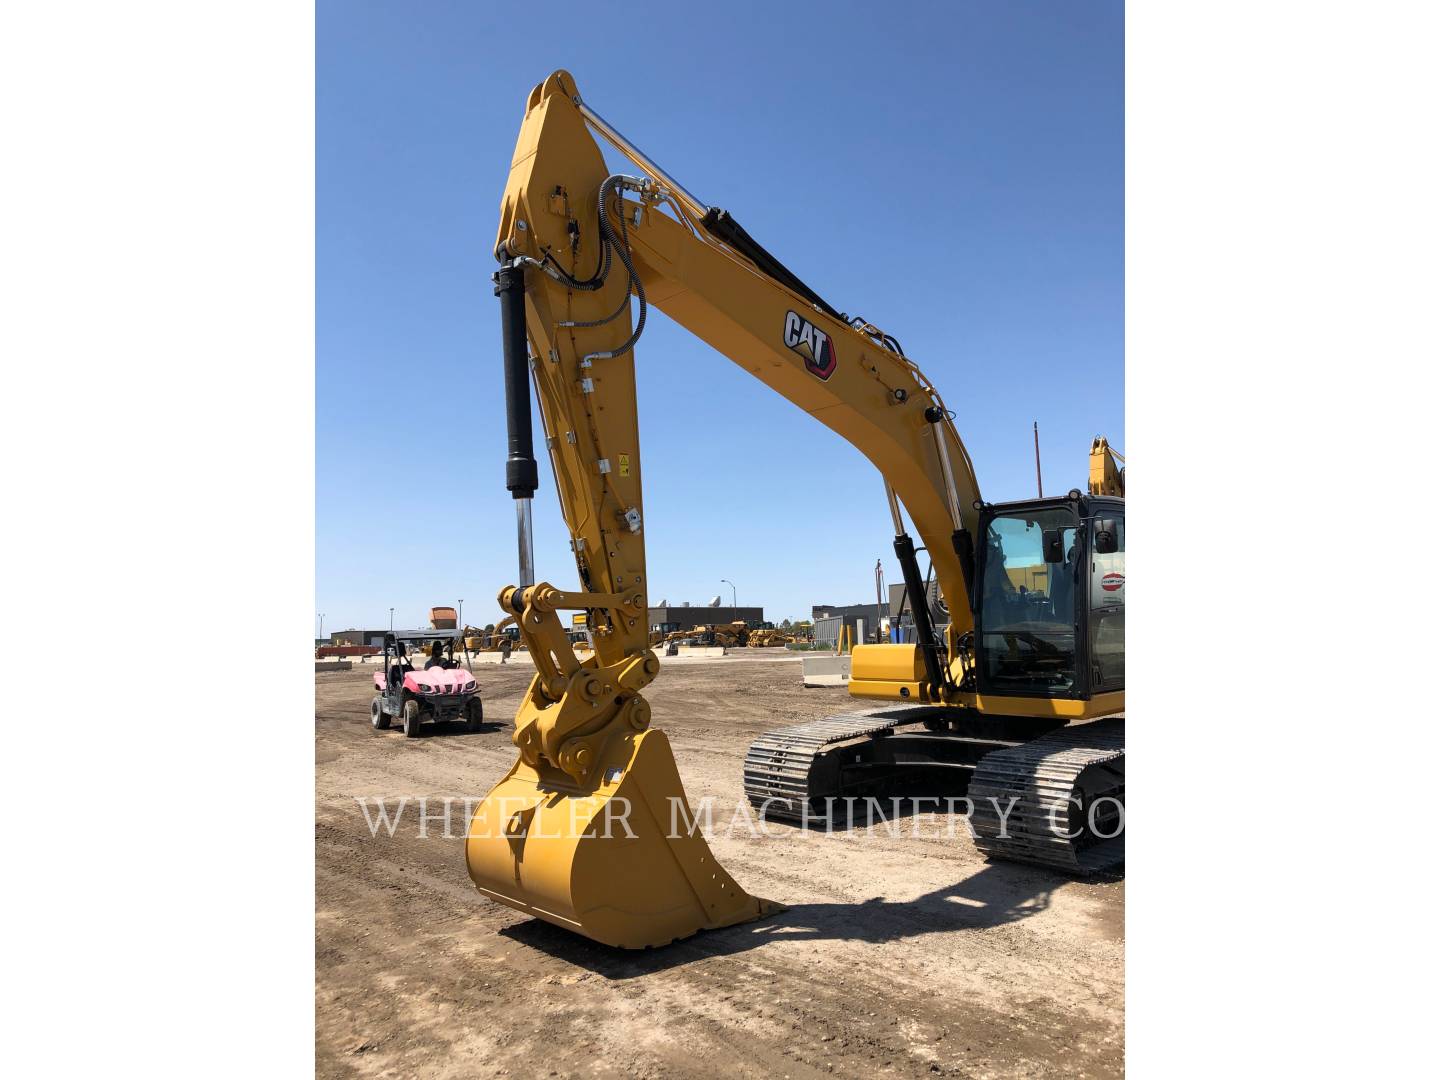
left=465, top=72, right=1124, bottom=949
left=691, top=621, right=749, bottom=648
left=465, top=615, right=522, bottom=652
left=647, top=621, right=748, bottom=651
left=747, top=628, right=795, bottom=648
left=1089, top=436, right=1125, bottom=497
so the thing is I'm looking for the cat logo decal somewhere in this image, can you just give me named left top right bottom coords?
left=783, top=310, right=836, bottom=380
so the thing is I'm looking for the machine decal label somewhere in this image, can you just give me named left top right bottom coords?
left=1102, top=572, right=1125, bottom=592
left=618, top=453, right=630, bottom=477
left=783, top=310, right=836, bottom=380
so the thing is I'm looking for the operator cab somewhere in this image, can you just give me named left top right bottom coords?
left=973, top=492, right=1124, bottom=700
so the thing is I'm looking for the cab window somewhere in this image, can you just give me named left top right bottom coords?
left=978, top=508, right=1079, bottom=693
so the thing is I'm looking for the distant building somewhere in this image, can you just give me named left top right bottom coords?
left=814, top=580, right=949, bottom=646
left=811, top=603, right=886, bottom=646
left=648, top=604, right=764, bottom=633
left=330, top=628, right=389, bottom=647
left=811, top=602, right=882, bottom=624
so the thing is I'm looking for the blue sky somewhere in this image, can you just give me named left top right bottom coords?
left=317, top=0, right=1123, bottom=634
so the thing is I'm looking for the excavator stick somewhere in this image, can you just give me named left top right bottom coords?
left=464, top=71, right=782, bottom=949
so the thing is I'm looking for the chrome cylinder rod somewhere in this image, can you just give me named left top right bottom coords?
left=516, top=499, right=535, bottom=588
left=926, top=408, right=964, bottom=531
left=884, top=481, right=905, bottom=536
left=574, top=97, right=710, bottom=222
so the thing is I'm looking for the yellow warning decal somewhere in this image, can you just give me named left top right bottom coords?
left=618, top=453, right=630, bottom=477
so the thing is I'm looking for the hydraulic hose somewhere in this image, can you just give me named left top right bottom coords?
left=581, top=175, right=647, bottom=361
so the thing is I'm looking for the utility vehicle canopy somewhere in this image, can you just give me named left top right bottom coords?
left=388, top=628, right=464, bottom=643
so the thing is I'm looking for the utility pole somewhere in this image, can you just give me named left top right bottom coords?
left=1033, top=420, right=1044, bottom=497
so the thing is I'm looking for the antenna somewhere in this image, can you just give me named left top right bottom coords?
left=1033, top=420, right=1044, bottom=497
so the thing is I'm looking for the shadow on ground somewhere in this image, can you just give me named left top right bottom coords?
left=374, top=720, right=502, bottom=739
left=498, top=860, right=1118, bottom=980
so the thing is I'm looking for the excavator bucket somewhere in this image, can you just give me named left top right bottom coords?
left=465, top=727, right=776, bottom=949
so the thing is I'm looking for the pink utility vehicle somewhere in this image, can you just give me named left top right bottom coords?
left=371, top=629, right=484, bottom=737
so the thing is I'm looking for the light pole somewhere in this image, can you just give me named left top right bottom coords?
left=458, top=598, right=464, bottom=631
left=721, top=579, right=736, bottom=610
left=389, top=607, right=394, bottom=632
left=318, top=612, right=325, bottom=642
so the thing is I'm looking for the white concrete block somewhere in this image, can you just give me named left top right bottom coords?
left=802, top=654, right=851, bottom=687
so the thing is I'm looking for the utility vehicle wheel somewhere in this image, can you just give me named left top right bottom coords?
left=464, top=698, right=484, bottom=733
left=402, top=699, right=422, bottom=738
left=371, top=695, right=390, bottom=730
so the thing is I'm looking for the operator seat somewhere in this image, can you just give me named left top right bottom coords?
left=389, top=643, right=413, bottom=688
left=1051, top=545, right=1078, bottom=625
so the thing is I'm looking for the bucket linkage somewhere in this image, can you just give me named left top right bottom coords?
left=465, top=583, right=777, bottom=949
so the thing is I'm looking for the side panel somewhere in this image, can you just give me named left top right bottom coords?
left=958, top=691, right=1125, bottom=720
left=849, top=643, right=926, bottom=701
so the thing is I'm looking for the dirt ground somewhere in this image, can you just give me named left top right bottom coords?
left=316, top=653, right=1123, bottom=1078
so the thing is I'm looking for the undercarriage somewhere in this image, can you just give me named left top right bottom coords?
left=743, top=707, right=1125, bottom=874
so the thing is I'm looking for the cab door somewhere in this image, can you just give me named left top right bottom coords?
left=1086, top=513, right=1125, bottom=692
